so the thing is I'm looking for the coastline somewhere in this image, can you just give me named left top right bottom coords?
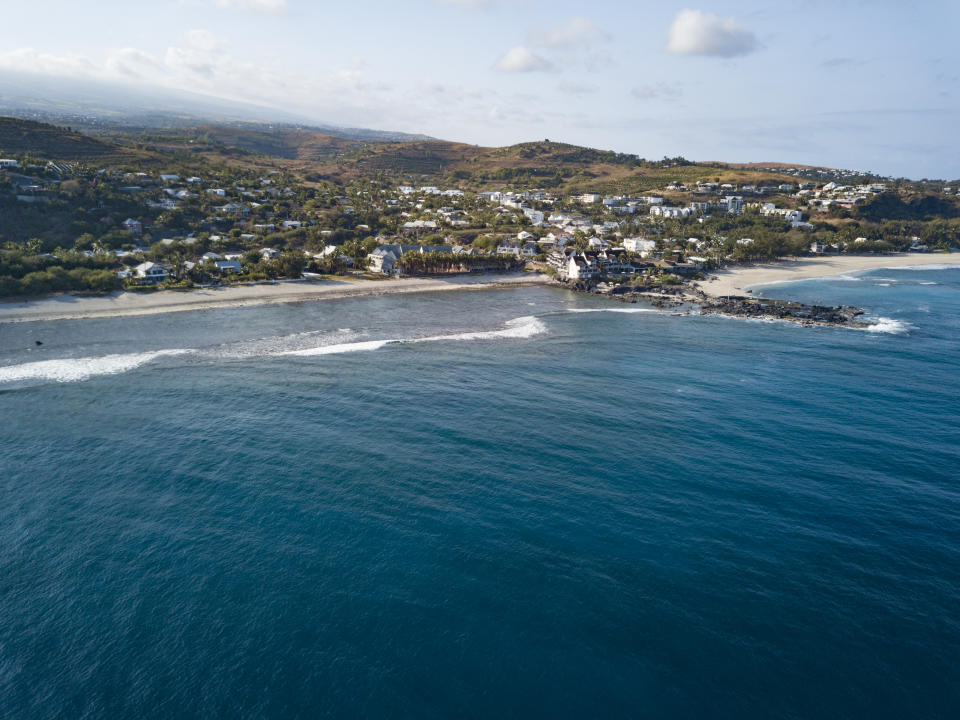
left=0, top=273, right=551, bottom=324
left=696, top=253, right=960, bottom=297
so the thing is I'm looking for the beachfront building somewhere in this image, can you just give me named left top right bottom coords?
left=133, top=262, right=169, bottom=283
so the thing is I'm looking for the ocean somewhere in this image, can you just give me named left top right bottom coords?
left=1, top=267, right=958, bottom=719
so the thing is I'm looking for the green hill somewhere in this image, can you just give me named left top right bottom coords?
left=0, top=117, right=131, bottom=162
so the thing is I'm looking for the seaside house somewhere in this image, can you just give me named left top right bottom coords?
left=214, top=260, right=242, bottom=275
left=133, top=261, right=169, bottom=283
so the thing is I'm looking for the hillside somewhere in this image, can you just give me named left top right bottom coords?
left=0, top=117, right=132, bottom=162
left=0, top=117, right=813, bottom=193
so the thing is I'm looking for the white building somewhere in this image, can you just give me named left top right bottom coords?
left=623, top=237, right=656, bottom=256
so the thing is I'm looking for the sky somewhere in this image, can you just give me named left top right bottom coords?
left=2, top=0, right=959, bottom=178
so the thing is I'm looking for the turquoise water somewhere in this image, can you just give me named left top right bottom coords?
left=1, top=268, right=959, bottom=718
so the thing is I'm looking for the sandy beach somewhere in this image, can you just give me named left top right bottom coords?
left=0, top=273, right=551, bottom=323
left=696, top=253, right=960, bottom=297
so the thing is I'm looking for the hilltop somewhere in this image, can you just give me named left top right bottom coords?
left=0, top=116, right=872, bottom=195
left=0, top=117, right=134, bottom=162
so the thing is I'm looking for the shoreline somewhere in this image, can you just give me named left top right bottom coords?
left=695, top=253, right=960, bottom=297
left=0, top=273, right=552, bottom=324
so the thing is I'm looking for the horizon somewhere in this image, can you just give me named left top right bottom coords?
left=1, top=1, right=959, bottom=179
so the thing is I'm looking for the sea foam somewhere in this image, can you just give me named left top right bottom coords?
left=566, top=308, right=663, bottom=314
left=282, top=316, right=546, bottom=357
left=0, top=350, right=189, bottom=385
left=863, top=317, right=911, bottom=334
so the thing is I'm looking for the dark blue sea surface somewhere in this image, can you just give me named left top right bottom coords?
left=1, top=268, right=959, bottom=718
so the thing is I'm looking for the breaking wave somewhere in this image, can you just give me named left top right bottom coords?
left=863, top=317, right=911, bottom=335
left=283, top=340, right=393, bottom=357
left=0, top=350, right=189, bottom=385
left=566, top=308, right=663, bottom=314
left=0, top=317, right=548, bottom=384
left=282, top=316, right=547, bottom=356
left=885, top=263, right=960, bottom=271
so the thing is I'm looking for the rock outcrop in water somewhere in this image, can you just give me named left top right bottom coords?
left=556, top=278, right=872, bottom=328
left=699, top=296, right=867, bottom=327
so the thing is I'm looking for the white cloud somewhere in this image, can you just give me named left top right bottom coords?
left=533, top=17, right=609, bottom=49
left=434, top=0, right=494, bottom=6
left=559, top=82, right=597, bottom=96
left=214, top=0, right=288, bottom=12
left=495, top=46, right=553, bottom=73
left=631, top=83, right=681, bottom=100
left=666, top=9, right=759, bottom=58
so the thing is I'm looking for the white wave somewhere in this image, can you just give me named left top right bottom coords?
left=283, top=316, right=546, bottom=357
left=863, top=317, right=911, bottom=334
left=877, top=283, right=891, bottom=287
left=205, top=328, right=360, bottom=359
left=0, top=349, right=188, bottom=385
left=567, top=308, right=662, bottom=314
left=884, top=263, right=960, bottom=271
left=283, top=339, right=393, bottom=356
left=417, top=315, right=546, bottom=342
left=920, top=282, right=938, bottom=286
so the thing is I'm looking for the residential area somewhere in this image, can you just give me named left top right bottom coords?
left=0, top=143, right=956, bottom=297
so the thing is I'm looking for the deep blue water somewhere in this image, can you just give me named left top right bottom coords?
left=1, top=268, right=959, bottom=719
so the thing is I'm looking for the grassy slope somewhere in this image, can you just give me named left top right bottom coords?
left=0, top=117, right=136, bottom=162
left=0, top=117, right=805, bottom=192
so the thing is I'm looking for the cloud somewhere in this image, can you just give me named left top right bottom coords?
left=666, top=9, right=759, bottom=58
left=559, top=82, right=597, bottom=96
left=495, top=46, right=553, bottom=73
left=214, top=0, right=288, bottom=12
left=631, top=83, right=681, bottom=100
left=533, top=17, right=609, bottom=49
left=434, top=0, right=495, bottom=6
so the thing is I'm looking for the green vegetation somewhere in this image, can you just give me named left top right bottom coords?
left=1, top=115, right=957, bottom=299
left=0, top=250, right=122, bottom=296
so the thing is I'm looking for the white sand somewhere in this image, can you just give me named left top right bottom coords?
left=0, top=273, right=552, bottom=323
left=696, top=253, right=960, bottom=297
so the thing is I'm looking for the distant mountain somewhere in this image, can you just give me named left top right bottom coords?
left=0, top=71, right=434, bottom=144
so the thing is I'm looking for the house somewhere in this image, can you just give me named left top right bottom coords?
left=216, top=203, right=250, bottom=217
left=401, top=220, right=439, bottom=234
left=367, top=244, right=454, bottom=274
left=159, top=174, right=179, bottom=184
left=578, top=193, right=601, bottom=204
left=522, top=208, right=545, bottom=225
left=496, top=241, right=523, bottom=257
left=566, top=253, right=598, bottom=281
left=650, top=206, right=692, bottom=218
left=623, top=237, right=656, bottom=256
left=121, top=218, right=143, bottom=234
left=517, top=231, right=535, bottom=242
left=201, top=252, right=223, bottom=262
left=214, top=260, right=242, bottom=274
left=260, top=248, right=281, bottom=259
left=810, top=241, right=827, bottom=254
left=133, top=262, right=169, bottom=283
left=0, top=159, right=20, bottom=169
left=723, top=196, right=745, bottom=215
